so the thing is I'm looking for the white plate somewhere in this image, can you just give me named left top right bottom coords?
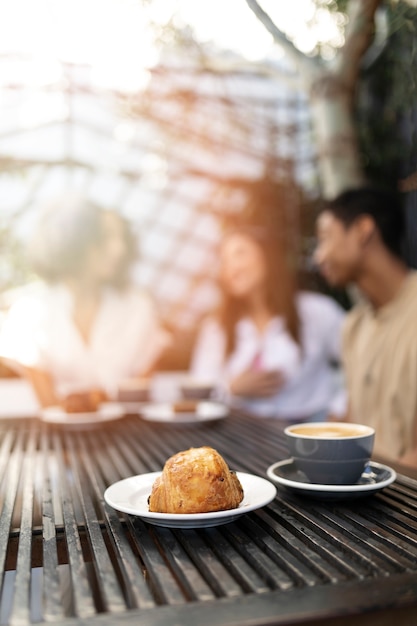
left=140, top=401, right=228, bottom=424
left=40, top=402, right=126, bottom=427
left=104, top=471, right=277, bottom=528
left=118, top=401, right=148, bottom=413
left=266, top=459, right=396, bottom=501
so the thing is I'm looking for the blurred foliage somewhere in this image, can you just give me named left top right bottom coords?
left=356, top=1, right=417, bottom=186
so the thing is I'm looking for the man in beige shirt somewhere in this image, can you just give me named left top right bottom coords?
left=314, top=187, right=417, bottom=468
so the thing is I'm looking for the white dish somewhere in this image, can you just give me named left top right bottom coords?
left=266, top=459, right=396, bottom=501
left=104, top=471, right=277, bottom=528
left=118, top=401, right=148, bottom=413
left=40, top=402, right=126, bottom=427
left=140, top=401, right=228, bottom=424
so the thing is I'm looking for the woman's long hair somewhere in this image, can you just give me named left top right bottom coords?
left=217, top=180, right=300, bottom=356
left=218, top=227, right=299, bottom=356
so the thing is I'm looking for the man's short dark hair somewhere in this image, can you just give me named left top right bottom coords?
left=323, top=187, right=405, bottom=258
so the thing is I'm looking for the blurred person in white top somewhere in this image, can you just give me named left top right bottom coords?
left=190, top=201, right=346, bottom=420
left=0, top=193, right=170, bottom=407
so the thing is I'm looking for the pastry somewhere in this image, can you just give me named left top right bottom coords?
left=63, top=389, right=107, bottom=413
left=172, top=400, right=198, bottom=413
left=148, top=446, right=244, bottom=514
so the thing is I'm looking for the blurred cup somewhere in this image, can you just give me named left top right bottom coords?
left=117, top=378, right=151, bottom=403
left=284, top=422, right=375, bottom=485
left=180, top=378, right=215, bottom=401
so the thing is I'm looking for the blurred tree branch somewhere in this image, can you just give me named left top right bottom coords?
left=245, top=0, right=382, bottom=198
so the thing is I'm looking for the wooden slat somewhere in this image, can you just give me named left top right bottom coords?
left=149, top=527, right=216, bottom=602
left=199, top=527, right=270, bottom=595
left=40, top=428, right=65, bottom=622
left=0, top=430, right=21, bottom=576
left=73, top=431, right=156, bottom=611
left=169, top=528, right=242, bottom=598
left=128, top=517, right=186, bottom=606
left=10, top=424, right=37, bottom=626
left=65, top=433, right=126, bottom=615
left=51, top=431, right=96, bottom=619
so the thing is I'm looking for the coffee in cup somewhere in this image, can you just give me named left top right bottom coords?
left=284, top=422, right=375, bottom=485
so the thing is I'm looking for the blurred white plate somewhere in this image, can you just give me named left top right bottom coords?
left=140, top=401, right=228, bottom=424
left=118, top=401, right=148, bottom=413
left=40, top=402, right=126, bottom=427
left=104, top=471, right=277, bottom=528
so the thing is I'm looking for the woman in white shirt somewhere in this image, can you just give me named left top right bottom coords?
left=191, top=225, right=346, bottom=420
left=0, top=193, right=169, bottom=407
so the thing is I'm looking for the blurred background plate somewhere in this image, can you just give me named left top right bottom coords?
left=140, top=401, right=228, bottom=424
left=40, top=402, right=126, bottom=427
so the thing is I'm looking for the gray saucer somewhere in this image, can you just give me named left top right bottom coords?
left=266, top=459, right=396, bottom=501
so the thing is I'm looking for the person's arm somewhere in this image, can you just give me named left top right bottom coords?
left=229, top=369, right=285, bottom=398
left=191, top=317, right=288, bottom=399
left=0, top=295, right=58, bottom=407
left=398, top=414, right=417, bottom=469
left=22, top=366, right=60, bottom=408
left=398, top=347, right=417, bottom=468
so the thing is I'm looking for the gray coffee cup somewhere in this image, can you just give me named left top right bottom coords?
left=284, top=422, right=375, bottom=485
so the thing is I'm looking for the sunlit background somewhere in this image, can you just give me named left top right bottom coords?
left=0, top=0, right=345, bottom=338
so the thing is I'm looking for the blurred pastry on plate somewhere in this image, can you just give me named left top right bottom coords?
left=62, top=388, right=108, bottom=413
left=172, top=400, right=199, bottom=414
left=148, top=446, right=243, bottom=514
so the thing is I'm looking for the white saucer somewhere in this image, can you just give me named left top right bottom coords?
left=140, top=401, right=228, bottom=424
left=266, top=459, right=396, bottom=501
left=40, top=402, right=126, bottom=428
left=118, top=401, right=148, bottom=414
left=104, top=471, right=277, bottom=528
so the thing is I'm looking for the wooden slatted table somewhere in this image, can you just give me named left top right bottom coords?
left=0, top=409, right=417, bottom=625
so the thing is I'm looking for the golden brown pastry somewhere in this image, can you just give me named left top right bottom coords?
left=148, top=446, right=244, bottom=514
left=172, top=400, right=198, bottom=413
left=63, top=389, right=108, bottom=413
